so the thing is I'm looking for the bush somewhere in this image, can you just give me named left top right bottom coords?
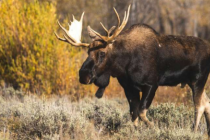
left=0, top=89, right=205, bottom=139
left=0, top=0, right=96, bottom=96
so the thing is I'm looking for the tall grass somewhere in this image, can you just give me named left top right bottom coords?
left=0, top=87, right=206, bottom=139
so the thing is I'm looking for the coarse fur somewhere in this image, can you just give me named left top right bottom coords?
left=79, top=23, right=210, bottom=136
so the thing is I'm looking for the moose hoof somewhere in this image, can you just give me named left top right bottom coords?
left=146, top=121, right=154, bottom=128
left=133, top=117, right=139, bottom=127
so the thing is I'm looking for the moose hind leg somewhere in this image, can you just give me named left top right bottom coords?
left=195, top=89, right=210, bottom=137
left=193, top=91, right=205, bottom=132
left=190, top=71, right=210, bottom=135
left=139, top=109, right=154, bottom=127
left=191, top=77, right=210, bottom=134
left=203, top=91, right=210, bottom=136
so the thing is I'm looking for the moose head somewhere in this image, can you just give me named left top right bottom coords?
left=55, top=6, right=131, bottom=98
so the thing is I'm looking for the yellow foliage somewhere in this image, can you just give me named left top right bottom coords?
left=0, top=0, right=99, bottom=96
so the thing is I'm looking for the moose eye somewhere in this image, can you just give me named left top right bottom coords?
left=99, top=52, right=105, bottom=57
left=98, top=52, right=105, bottom=63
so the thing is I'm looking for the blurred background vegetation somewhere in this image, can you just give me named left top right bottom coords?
left=0, top=0, right=210, bottom=103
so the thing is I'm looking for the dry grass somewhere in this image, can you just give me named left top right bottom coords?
left=0, top=87, right=207, bottom=140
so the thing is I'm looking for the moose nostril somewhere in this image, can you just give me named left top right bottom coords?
left=79, top=69, right=93, bottom=84
left=79, top=69, right=90, bottom=77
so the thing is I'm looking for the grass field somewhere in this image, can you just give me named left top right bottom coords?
left=0, top=87, right=207, bottom=140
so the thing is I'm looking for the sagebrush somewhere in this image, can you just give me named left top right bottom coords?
left=0, top=87, right=206, bottom=140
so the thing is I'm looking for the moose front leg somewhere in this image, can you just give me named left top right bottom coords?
left=139, top=85, right=158, bottom=127
left=124, top=88, right=141, bottom=127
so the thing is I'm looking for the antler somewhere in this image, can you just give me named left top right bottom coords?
left=88, top=5, right=131, bottom=43
left=54, top=12, right=89, bottom=47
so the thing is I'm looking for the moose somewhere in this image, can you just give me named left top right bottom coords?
left=55, top=5, right=210, bottom=136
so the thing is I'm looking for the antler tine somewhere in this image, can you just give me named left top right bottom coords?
left=125, top=5, right=131, bottom=24
left=57, top=20, right=77, bottom=43
left=113, top=7, right=121, bottom=27
left=110, top=5, right=130, bottom=40
left=63, top=34, right=82, bottom=46
left=120, top=5, right=131, bottom=29
left=100, top=22, right=109, bottom=35
left=108, top=26, right=116, bottom=35
left=63, top=34, right=78, bottom=46
left=63, top=34, right=89, bottom=47
left=80, top=12, right=85, bottom=22
left=72, top=15, right=76, bottom=21
left=88, top=26, right=108, bottom=41
left=54, top=31, right=68, bottom=43
left=121, top=11, right=127, bottom=28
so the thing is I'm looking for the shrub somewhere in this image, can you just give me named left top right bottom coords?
left=0, top=0, right=96, bottom=96
left=0, top=90, right=205, bottom=139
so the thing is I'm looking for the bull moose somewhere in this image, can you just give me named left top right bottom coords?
left=55, top=5, right=210, bottom=136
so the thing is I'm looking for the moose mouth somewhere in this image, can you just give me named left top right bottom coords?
left=79, top=74, right=96, bottom=85
left=88, top=76, right=96, bottom=84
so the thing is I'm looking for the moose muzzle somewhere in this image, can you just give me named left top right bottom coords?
left=79, top=57, right=96, bottom=84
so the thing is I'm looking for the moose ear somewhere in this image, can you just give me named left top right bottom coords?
left=87, top=26, right=103, bottom=41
